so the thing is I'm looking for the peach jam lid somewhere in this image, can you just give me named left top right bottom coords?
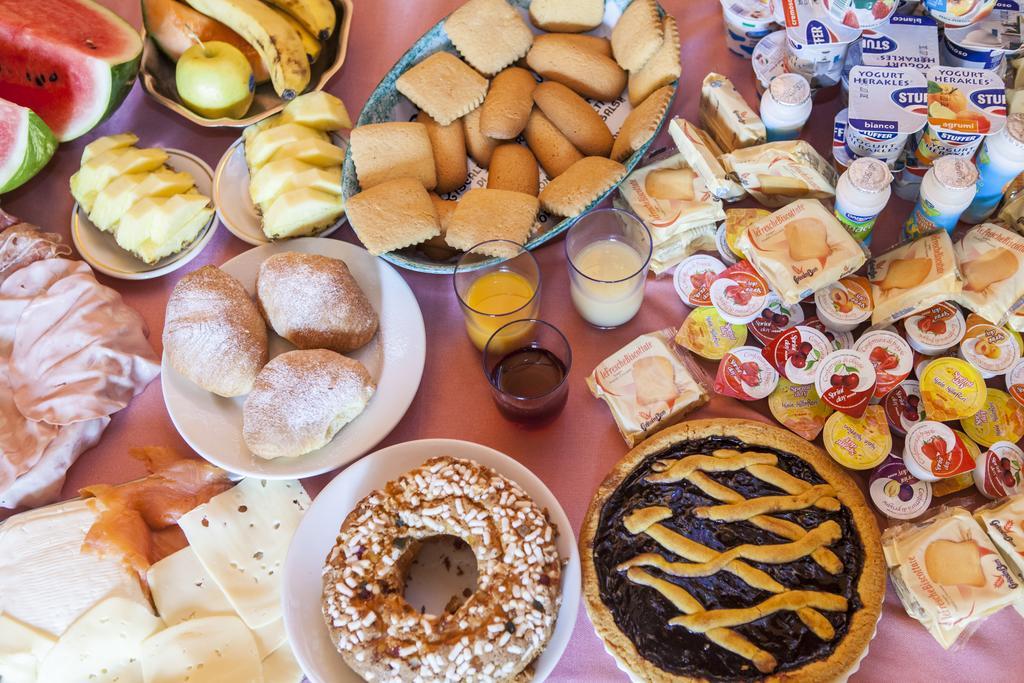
left=959, top=313, right=1021, bottom=378
left=761, top=324, right=832, bottom=385
left=824, top=404, right=892, bottom=470
left=714, top=346, right=780, bottom=401
left=854, top=329, right=913, bottom=398
left=813, top=276, right=873, bottom=331
left=869, top=455, right=932, bottom=520
left=815, top=349, right=877, bottom=418
left=903, top=420, right=978, bottom=482
left=959, top=388, right=1024, bottom=448
left=1006, top=357, right=1024, bottom=407
left=676, top=306, right=748, bottom=360
left=882, top=379, right=926, bottom=436
left=918, top=357, right=987, bottom=421
left=903, top=302, right=966, bottom=354
left=674, top=254, right=726, bottom=307
left=973, top=440, right=1024, bottom=499
left=709, top=260, right=771, bottom=323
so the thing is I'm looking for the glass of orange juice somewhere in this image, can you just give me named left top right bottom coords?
left=454, top=240, right=540, bottom=352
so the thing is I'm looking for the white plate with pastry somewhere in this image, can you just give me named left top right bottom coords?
left=161, top=237, right=425, bottom=478
left=282, top=438, right=581, bottom=683
left=71, top=148, right=219, bottom=280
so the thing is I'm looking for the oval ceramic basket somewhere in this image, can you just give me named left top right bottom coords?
left=342, top=0, right=678, bottom=274
left=140, top=0, right=353, bottom=127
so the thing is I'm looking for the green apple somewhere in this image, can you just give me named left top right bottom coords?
left=175, top=41, right=254, bottom=120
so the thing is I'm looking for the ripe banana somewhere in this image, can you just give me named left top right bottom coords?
left=184, top=0, right=310, bottom=99
left=262, top=0, right=336, bottom=41
left=269, top=5, right=323, bottom=64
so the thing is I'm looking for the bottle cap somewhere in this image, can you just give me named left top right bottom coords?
left=1004, top=113, right=1024, bottom=148
left=932, top=155, right=979, bottom=190
left=768, top=73, right=810, bottom=106
left=846, top=157, right=893, bottom=193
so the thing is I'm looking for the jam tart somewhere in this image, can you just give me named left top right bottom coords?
left=581, top=419, right=884, bottom=682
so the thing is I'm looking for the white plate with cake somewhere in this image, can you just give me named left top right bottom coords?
left=282, top=439, right=581, bottom=682
left=161, top=237, right=425, bottom=479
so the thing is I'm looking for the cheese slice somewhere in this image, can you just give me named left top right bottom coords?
left=0, top=613, right=56, bottom=683
left=148, top=546, right=285, bottom=657
left=140, top=616, right=263, bottom=683
left=178, top=479, right=311, bottom=629
left=0, top=499, right=147, bottom=636
left=262, top=642, right=303, bottom=683
left=37, top=596, right=163, bottom=683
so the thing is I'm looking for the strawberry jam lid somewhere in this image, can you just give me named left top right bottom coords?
left=903, top=420, right=978, bottom=482
left=709, top=260, right=772, bottom=324
left=854, top=329, right=913, bottom=398
left=904, top=302, right=966, bottom=354
left=674, top=255, right=726, bottom=307
left=748, top=293, right=805, bottom=345
left=761, top=325, right=832, bottom=385
left=869, top=455, right=932, bottom=520
left=714, top=346, right=780, bottom=401
left=815, top=349, right=878, bottom=418
left=824, top=404, right=892, bottom=470
left=973, top=440, right=1024, bottom=499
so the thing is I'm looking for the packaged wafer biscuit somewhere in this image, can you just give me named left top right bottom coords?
left=721, top=140, right=838, bottom=208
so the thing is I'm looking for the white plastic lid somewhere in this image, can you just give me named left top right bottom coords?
left=769, top=73, right=811, bottom=106
left=932, top=155, right=980, bottom=190
left=846, top=157, right=893, bottom=193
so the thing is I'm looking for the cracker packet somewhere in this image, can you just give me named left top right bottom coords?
left=867, top=230, right=962, bottom=327
left=616, top=153, right=726, bottom=245
left=649, top=223, right=718, bottom=276
left=737, top=199, right=867, bottom=305
left=954, top=223, right=1024, bottom=326
left=975, top=493, right=1024, bottom=615
left=586, top=329, right=711, bottom=447
left=883, top=506, right=1023, bottom=649
left=699, top=73, right=766, bottom=153
left=667, top=118, right=746, bottom=201
left=720, top=140, right=838, bottom=208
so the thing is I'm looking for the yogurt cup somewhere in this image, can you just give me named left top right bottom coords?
left=715, top=222, right=739, bottom=265
left=709, top=261, right=772, bottom=324
left=883, top=379, right=926, bottom=434
left=959, top=312, right=1021, bottom=377
left=903, top=302, right=967, bottom=353
left=859, top=13, right=940, bottom=71
left=923, top=0, right=998, bottom=28
left=769, top=378, right=835, bottom=439
left=973, top=440, right=1024, bottom=498
left=674, top=254, right=726, bottom=307
left=676, top=306, right=748, bottom=360
left=903, top=420, right=978, bottom=481
left=749, top=293, right=806, bottom=345
left=959, top=388, right=1024, bottom=447
left=847, top=66, right=929, bottom=164
left=822, top=0, right=898, bottom=29
left=869, top=454, right=933, bottom=519
left=816, top=349, right=878, bottom=417
left=814, top=276, right=874, bottom=331
left=918, top=356, right=988, bottom=420
left=833, top=108, right=857, bottom=173
left=824, top=404, right=892, bottom=469
left=722, top=0, right=781, bottom=59
left=915, top=65, right=1008, bottom=166
left=784, top=0, right=863, bottom=88
left=715, top=345, right=781, bottom=400
left=1005, top=356, right=1024, bottom=405
left=761, top=324, right=833, bottom=384
left=855, top=329, right=914, bottom=397
left=942, top=0, right=1024, bottom=70
left=752, top=29, right=789, bottom=96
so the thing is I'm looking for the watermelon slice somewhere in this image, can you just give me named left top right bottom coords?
left=0, top=98, right=57, bottom=194
left=0, top=0, right=143, bottom=142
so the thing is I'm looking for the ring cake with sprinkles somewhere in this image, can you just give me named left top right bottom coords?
left=322, top=455, right=562, bottom=682
left=580, top=419, right=884, bottom=682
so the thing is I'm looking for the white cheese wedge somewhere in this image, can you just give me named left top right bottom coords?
left=37, top=596, right=163, bottom=683
left=140, top=616, right=263, bottom=683
left=178, top=479, right=311, bottom=629
left=0, top=499, right=147, bottom=636
left=147, top=546, right=285, bottom=657
left=262, top=642, right=304, bottom=683
left=0, top=613, right=56, bottom=683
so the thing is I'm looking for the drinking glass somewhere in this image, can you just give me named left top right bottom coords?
left=483, top=319, right=571, bottom=424
left=453, top=241, right=540, bottom=351
left=565, top=208, right=652, bottom=328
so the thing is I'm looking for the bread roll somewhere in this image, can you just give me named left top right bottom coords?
left=532, top=81, right=613, bottom=156
left=163, top=265, right=268, bottom=397
left=524, top=108, right=583, bottom=178
left=479, top=67, right=537, bottom=140
left=525, top=38, right=626, bottom=101
left=242, top=349, right=375, bottom=459
left=487, top=144, right=540, bottom=195
left=256, top=252, right=378, bottom=353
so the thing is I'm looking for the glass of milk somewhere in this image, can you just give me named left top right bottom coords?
left=565, top=208, right=652, bottom=328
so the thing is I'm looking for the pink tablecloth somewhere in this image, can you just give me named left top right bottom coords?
left=2, top=0, right=1023, bottom=680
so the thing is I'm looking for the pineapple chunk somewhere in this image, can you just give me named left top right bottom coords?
left=89, top=169, right=195, bottom=232
left=249, top=158, right=340, bottom=206
left=281, top=92, right=352, bottom=131
left=70, top=147, right=169, bottom=213
left=261, top=187, right=344, bottom=239
left=268, top=137, right=345, bottom=167
left=115, top=192, right=212, bottom=264
left=80, top=133, right=139, bottom=164
left=246, top=123, right=327, bottom=170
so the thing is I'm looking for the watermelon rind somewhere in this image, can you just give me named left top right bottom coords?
left=0, top=108, right=57, bottom=194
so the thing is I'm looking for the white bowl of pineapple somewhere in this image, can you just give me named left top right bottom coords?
left=214, top=91, right=350, bottom=246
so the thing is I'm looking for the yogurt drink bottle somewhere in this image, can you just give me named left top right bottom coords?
left=760, top=73, right=813, bottom=141
left=835, top=157, right=893, bottom=244
left=962, top=113, right=1024, bottom=224
left=902, top=155, right=979, bottom=240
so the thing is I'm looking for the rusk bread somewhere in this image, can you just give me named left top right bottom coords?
left=610, top=0, right=663, bottom=71
left=529, top=0, right=604, bottom=32
left=539, top=156, right=625, bottom=216
left=242, top=349, right=375, bottom=460
left=534, top=32, right=612, bottom=57
left=533, top=81, right=613, bottom=157
left=417, top=110, right=468, bottom=194
left=163, top=266, right=268, bottom=397
left=479, top=67, right=537, bottom=140
left=445, top=0, right=535, bottom=76
left=488, top=144, right=540, bottom=196
left=628, top=15, right=681, bottom=106
left=396, top=52, right=489, bottom=126
left=350, top=122, right=437, bottom=190
left=445, top=188, right=539, bottom=256
left=525, top=38, right=626, bottom=101
left=524, top=108, right=584, bottom=178
left=256, top=252, right=379, bottom=354
left=610, top=85, right=674, bottom=162
left=346, top=178, right=440, bottom=255
left=463, top=107, right=501, bottom=168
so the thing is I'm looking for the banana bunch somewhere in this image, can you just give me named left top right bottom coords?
left=183, top=0, right=336, bottom=100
